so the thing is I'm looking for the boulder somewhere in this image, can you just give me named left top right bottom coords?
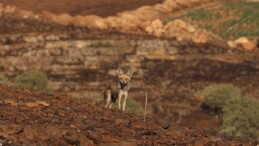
left=145, top=19, right=164, bottom=36
left=52, top=13, right=74, bottom=25
left=15, top=10, right=31, bottom=18
left=166, top=19, right=196, bottom=33
left=242, top=41, right=257, bottom=50
left=192, top=31, right=208, bottom=43
left=3, top=5, right=16, bottom=14
left=94, top=17, right=108, bottom=30
left=41, top=11, right=55, bottom=20
left=106, top=16, right=120, bottom=29
left=231, top=37, right=257, bottom=50
left=234, top=37, right=249, bottom=45
left=227, top=40, right=236, bottom=48
left=163, top=0, right=178, bottom=8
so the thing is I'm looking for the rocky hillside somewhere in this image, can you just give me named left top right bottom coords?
left=0, top=85, right=257, bottom=145
left=0, top=0, right=258, bottom=134
left=162, top=1, right=259, bottom=40
left=0, top=0, right=220, bottom=44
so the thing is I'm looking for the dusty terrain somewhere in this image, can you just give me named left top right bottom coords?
left=1, top=13, right=258, bottom=131
left=0, top=85, right=256, bottom=145
left=0, top=0, right=258, bottom=145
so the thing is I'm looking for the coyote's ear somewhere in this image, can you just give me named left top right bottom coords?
left=127, top=69, right=133, bottom=77
left=117, top=68, right=123, bottom=76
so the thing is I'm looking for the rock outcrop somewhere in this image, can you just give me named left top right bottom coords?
left=228, top=37, right=258, bottom=50
left=0, top=0, right=217, bottom=44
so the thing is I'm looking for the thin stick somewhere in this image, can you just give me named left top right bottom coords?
left=144, top=90, right=148, bottom=122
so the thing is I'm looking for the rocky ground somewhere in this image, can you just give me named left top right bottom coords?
left=0, top=85, right=257, bottom=145
left=0, top=0, right=258, bottom=145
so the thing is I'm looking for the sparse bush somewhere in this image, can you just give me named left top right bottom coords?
left=0, top=74, right=10, bottom=85
left=202, top=84, right=259, bottom=140
left=202, top=84, right=241, bottom=109
left=114, top=98, right=147, bottom=115
left=126, top=98, right=146, bottom=115
left=221, top=98, right=259, bottom=140
left=16, top=70, right=49, bottom=91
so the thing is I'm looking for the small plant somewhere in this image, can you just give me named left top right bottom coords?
left=0, top=74, right=10, bottom=85
left=202, top=84, right=241, bottom=109
left=113, top=98, right=147, bottom=115
left=16, top=70, right=49, bottom=91
left=127, top=98, right=146, bottom=115
left=221, top=97, right=259, bottom=140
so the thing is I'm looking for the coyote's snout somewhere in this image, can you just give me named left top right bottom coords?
left=104, top=68, right=133, bottom=111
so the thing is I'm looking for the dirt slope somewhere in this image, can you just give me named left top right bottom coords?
left=0, top=0, right=163, bottom=17
left=0, top=85, right=256, bottom=145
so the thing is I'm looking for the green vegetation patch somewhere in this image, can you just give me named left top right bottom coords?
left=202, top=84, right=241, bottom=109
left=16, top=70, right=49, bottom=91
left=202, top=84, right=259, bottom=140
left=126, top=98, right=146, bottom=115
left=113, top=98, right=149, bottom=115
left=0, top=74, right=10, bottom=85
left=186, top=8, right=221, bottom=21
left=162, top=2, right=259, bottom=40
left=222, top=98, right=259, bottom=140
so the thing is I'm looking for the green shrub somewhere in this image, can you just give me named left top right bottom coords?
left=114, top=98, right=147, bottom=115
left=0, top=74, right=10, bottom=85
left=202, top=84, right=259, bottom=140
left=202, top=84, right=241, bottom=109
left=221, top=98, right=259, bottom=140
left=16, top=70, right=48, bottom=91
left=126, top=98, right=146, bottom=115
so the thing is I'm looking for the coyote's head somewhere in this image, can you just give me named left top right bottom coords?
left=117, top=68, right=133, bottom=85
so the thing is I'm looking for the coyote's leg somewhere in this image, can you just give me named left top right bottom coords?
left=118, top=91, right=123, bottom=110
left=105, top=91, right=111, bottom=108
left=122, top=92, right=128, bottom=111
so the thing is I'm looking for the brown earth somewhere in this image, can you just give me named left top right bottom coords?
left=0, top=0, right=164, bottom=17
left=0, top=1, right=258, bottom=145
left=0, top=85, right=257, bottom=145
left=0, top=14, right=258, bottom=131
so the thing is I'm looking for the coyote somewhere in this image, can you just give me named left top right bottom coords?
left=104, top=68, right=133, bottom=111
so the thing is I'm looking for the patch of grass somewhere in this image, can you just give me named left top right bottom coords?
left=16, top=70, right=50, bottom=92
left=113, top=98, right=150, bottom=115
left=126, top=98, right=146, bottom=115
left=186, top=9, right=216, bottom=21
left=202, top=84, right=259, bottom=140
left=202, top=84, right=241, bottom=109
left=201, top=25, right=214, bottom=31
left=0, top=74, right=10, bottom=85
left=164, top=2, right=259, bottom=40
left=222, top=98, right=259, bottom=140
